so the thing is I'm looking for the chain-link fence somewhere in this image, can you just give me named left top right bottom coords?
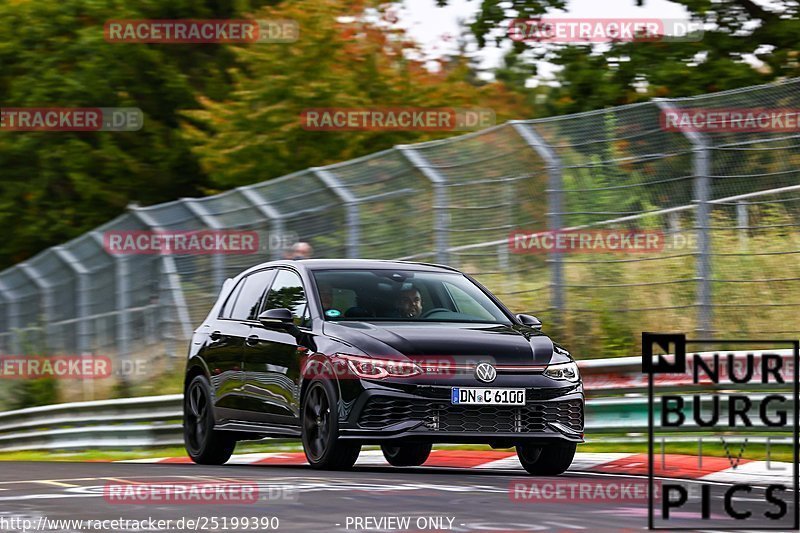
left=3, top=78, right=800, bottom=395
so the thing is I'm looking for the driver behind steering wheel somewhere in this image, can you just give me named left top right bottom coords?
left=396, top=286, right=423, bottom=318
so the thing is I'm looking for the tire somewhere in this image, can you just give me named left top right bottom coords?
left=517, top=441, right=576, bottom=475
left=184, top=375, right=236, bottom=465
left=301, top=379, right=361, bottom=470
left=381, top=443, right=432, bottom=467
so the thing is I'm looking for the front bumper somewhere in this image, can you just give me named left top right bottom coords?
left=339, top=382, right=584, bottom=444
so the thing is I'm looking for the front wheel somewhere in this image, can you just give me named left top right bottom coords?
left=517, top=441, right=576, bottom=475
left=184, top=375, right=236, bottom=465
left=301, top=379, right=361, bottom=470
left=381, top=443, right=432, bottom=467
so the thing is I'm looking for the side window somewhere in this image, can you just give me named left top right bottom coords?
left=444, top=282, right=496, bottom=321
left=220, top=279, right=245, bottom=319
left=263, top=269, right=308, bottom=326
left=230, top=270, right=275, bottom=321
left=331, top=288, right=356, bottom=312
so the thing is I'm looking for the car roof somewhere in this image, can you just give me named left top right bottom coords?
left=238, top=258, right=461, bottom=277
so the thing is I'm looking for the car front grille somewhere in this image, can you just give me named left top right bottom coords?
left=358, top=397, right=583, bottom=433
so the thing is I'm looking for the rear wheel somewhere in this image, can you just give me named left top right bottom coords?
left=301, top=379, right=361, bottom=470
left=381, top=443, right=432, bottom=467
left=517, top=442, right=576, bottom=475
left=184, top=375, right=236, bottom=465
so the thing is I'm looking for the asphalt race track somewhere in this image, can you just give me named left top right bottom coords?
left=0, top=459, right=791, bottom=532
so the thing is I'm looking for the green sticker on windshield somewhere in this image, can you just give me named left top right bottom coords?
left=325, top=309, right=341, bottom=318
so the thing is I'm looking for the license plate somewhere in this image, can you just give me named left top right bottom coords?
left=451, top=388, right=526, bottom=405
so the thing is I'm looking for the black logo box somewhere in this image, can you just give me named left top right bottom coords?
left=643, top=332, right=800, bottom=531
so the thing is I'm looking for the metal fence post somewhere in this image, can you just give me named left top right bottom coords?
left=182, top=198, right=226, bottom=292
left=238, top=186, right=287, bottom=261
left=115, top=252, right=132, bottom=368
left=0, top=279, right=18, bottom=354
left=158, top=253, right=194, bottom=357
left=695, top=144, right=713, bottom=337
left=511, top=121, right=564, bottom=318
left=313, top=167, right=361, bottom=258
left=396, top=146, right=449, bottom=264
left=53, top=247, right=92, bottom=354
left=18, top=263, right=52, bottom=352
left=656, top=99, right=713, bottom=337
left=97, top=223, right=134, bottom=371
left=0, top=284, right=7, bottom=354
left=126, top=209, right=193, bottom=358
left=737, top=201, right=749, bottom=251
left=497, top=243, right=509, bottom=271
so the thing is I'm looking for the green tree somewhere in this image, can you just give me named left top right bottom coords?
left=0, top=0, right=533, bottom=268
left=0, top=0, right=268, bottom=268
left=185, top=0, right=534, bottom=190
left=438, top=0, right=799, bottom=113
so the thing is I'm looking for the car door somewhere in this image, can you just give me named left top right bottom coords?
left=211, top=268, right=276, bottom=419
left=200, top=277, right=247, bottom=414
left=242, top=268, right=309, bottom=425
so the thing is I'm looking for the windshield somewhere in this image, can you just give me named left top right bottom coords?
left=312, top=269, right=512, bottom=324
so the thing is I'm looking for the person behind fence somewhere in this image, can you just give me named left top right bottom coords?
left=285, top=241, right=313, bottom=260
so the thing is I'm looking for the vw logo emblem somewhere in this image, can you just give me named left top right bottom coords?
left=475, top=362, right=496, bottom=383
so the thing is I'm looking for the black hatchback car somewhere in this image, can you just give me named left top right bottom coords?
left=183, top=259, right=583, bottom=474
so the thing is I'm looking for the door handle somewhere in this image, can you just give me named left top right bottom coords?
left=210, top=331, right=223, bottom=341
left=246, top=335, right=260, bottom=346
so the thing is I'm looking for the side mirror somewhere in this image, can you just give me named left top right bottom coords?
left=516, top=314, right=542, bottom=330
left=258, top=308, right=293, bottom=325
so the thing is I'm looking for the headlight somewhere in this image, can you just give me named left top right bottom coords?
left=337, top=354, right=422, bottom=379
left=544, top=361, right=580, bottom=382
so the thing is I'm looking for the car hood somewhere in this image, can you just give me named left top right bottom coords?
left=322, top=321, right=554, bottom=366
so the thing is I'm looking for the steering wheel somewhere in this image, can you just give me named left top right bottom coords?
left=420, top=307, right=451, bottom=319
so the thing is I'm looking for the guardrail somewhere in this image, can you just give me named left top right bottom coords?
left=0, top=394, right=183, bottom=452
left=0, top=352, right=793, bottom=451
left=579, top=350, right=796, bottom=395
